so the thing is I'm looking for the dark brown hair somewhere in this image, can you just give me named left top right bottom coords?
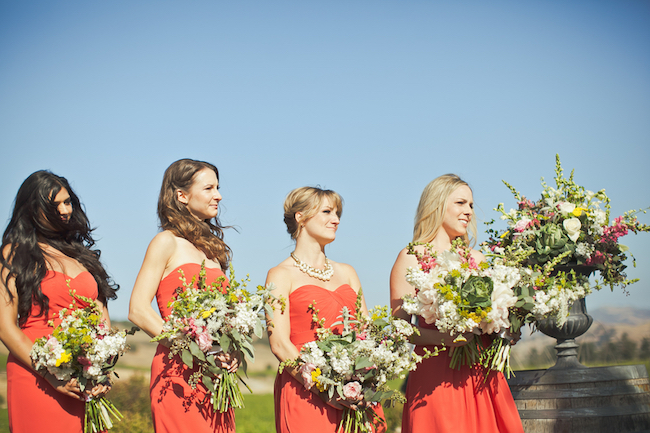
left=1, top=171, right=118, bottom=325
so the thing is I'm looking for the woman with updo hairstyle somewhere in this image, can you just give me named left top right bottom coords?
left=129, top=158, right=238, bottom=433
left=0, top=170, right=118, bottom=433
left=390, top=174, right=523, bottom=433
left=266, top=186, right=385, bottom=433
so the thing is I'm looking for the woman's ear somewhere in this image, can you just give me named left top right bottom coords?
left=177, top=189, right=188, bottom=205
left=295, top=212, right=303, bottom=226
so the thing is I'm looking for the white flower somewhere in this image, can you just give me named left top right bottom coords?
left=437, top=250, right=462, bottom=271
left=591, top=209, right=607, bottom=226
left=575, top=242, right=594, bottom=259
left=563, top=217, right=582, bottom=242
left=558, top=202, right=576, bottom=216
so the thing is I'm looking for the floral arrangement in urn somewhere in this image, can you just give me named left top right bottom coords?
left=483, top=155, right=649, bottom=326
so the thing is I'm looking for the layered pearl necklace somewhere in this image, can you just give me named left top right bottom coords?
left=291, top=252, right=334, bottom=281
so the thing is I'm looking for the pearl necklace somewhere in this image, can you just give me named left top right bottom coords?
left=291, top=252, right=334, bottom=281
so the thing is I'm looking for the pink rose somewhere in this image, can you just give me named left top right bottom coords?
left=514, top=218, right=531, bottom=233
left=300, top=363, right=317, bottom=390
left=343, top=381, right=363, bottom=401
left=196, top=332, right=213, bottom=352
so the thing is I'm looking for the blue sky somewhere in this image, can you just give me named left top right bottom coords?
left=1, top=1, right=649, bottom=321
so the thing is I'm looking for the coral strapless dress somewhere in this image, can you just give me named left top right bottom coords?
left=7, top=271, right=98, bottom=433
left=401, top=320, right=523, bottom=433
left=150, top=263, right=235, bottom=433
left=274, top=284, right=386, bottom=433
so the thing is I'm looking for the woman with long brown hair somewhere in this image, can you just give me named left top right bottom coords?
left=129, top=159, right=238, bottom=432
left=0, top=170, right=118, bottom=433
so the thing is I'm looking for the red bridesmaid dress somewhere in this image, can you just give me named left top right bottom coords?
left=274, top=284, right=386, bottom=433
left=150, top=263, right=235, bottom=433
left=401, top=320, right=524, bottom=433
left=7, top=271, right=98, bottom=433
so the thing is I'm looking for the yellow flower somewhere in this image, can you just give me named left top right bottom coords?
left=200, top=307, right=217, bottom=319
left=500, top=231, right=510, bottom=239
left=572, top=207, right=586, bottom=217
left=312, top=368, right=326, bottom=392
left=55, top=351, right=72, bottom=367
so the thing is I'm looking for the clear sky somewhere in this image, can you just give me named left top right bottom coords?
left=1, top=0, right=649, bottom=321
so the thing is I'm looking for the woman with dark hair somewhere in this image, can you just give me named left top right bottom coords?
left=0, top=170, right=118, bottom=433
left=267, top=186, right=385, bottom=433
left=129, top=158, right=237, bottom=433
left=390, top=174, right=523, bottom=433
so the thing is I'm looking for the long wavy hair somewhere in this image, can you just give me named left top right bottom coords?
left=413, top=174, right=477, bottom=246
left=157, top=159, right=232, bottom=269
left=0, top=171, right=119, bottom=326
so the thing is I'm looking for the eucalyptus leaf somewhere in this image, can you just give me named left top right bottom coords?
left=189, top=341, right=206, bottom=362
left=181, top=349, right=194, bottom=368
left=220, top=334, right=232, bottom=353
left=355, top=357, right=373, bottom=370
left=254, top=320, right=263, bottom=339
left=203, top=376, right=215, bottom=393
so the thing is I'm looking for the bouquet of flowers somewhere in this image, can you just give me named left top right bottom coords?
left=31, top=289, right=134, bottom=433
left=281, top=293, right=437, bottom=433
left=152, top=262, right=276, bottom=413
left=401, top=240, right=521, bottom=376
left=483, top=154, right=649, bottom=326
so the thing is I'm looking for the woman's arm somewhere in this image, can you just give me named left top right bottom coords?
left=390, top=247, right=472, bottom=347
left=266, top=266, right=300, bottom=364
left=0, top=255, right=85, bottom=400
left=128, top=232, right=175, bottom=339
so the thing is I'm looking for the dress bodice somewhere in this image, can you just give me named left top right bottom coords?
left=21, top=271, right=98, bottom=341
left=288, top=284, right=357, bottom=349
left=156, top=263, right=227, bottom=318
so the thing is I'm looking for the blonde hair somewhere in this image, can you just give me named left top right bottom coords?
left=412, top=174, right=477, bottom=246
left=283, top=186, right=343, bottom=240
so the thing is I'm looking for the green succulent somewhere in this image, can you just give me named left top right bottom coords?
left=531, top=223, right=574, bottom=264
left=460, top=276, right=493, bottom=309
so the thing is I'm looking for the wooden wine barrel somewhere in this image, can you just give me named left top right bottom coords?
left=507, top=365, right=650, bottom=433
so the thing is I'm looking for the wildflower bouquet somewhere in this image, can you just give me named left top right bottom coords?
left=483, top=154, right=649, bottom=325
left=31, top=290, right=133, bottom=433
left=401, top=240, right=521, bottom=375
left=152, top=263, right=275, bottom=413
left=281, top=294, right=437, bottom=433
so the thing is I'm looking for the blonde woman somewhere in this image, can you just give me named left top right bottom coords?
left=390, top=174, right=523, bottom=433
left=267, top=186, right=385, bottom=433
left=129, top=159, right=238, bottom=433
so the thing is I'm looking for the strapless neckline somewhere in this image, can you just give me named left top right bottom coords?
left=291, top=284, right=354, bottom=297
left=46, top=270, right=92, bottom=280
left=161, top=263, right=223, bottom=282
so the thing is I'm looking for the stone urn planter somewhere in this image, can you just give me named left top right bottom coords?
left=535, top=265, right=595, bottom=369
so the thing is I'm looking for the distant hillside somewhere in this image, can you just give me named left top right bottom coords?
left=510, top=306, right=650, bottom=369
left=590, top=307, right=650, bottom=325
